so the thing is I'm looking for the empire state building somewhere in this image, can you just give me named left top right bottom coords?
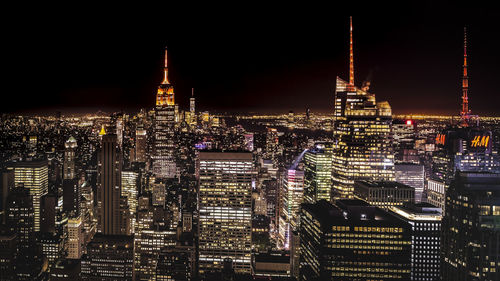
left=152, top=47, right=177, bottom=178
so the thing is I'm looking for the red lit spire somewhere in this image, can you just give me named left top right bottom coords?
left=162, top=47, right=170, bottom=85
left=349, top=16, right=355, bottom=87
left=461, top=27, right=470, bottom=124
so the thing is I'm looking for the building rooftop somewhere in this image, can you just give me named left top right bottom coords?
left=355, top=180, right=414, bottom=190
left=199, top=151, right=253, bottom=161
left=88, top=233, right=134, bottom=248
left=302, top=199, right=404, bottom=229
left=254, top=252, right=290, bottom=264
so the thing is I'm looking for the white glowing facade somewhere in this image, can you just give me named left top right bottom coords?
left=121, top=170, right=139, bottom=230
left=197, top=152, right=253, bottom=275
left=278, top=169, right=304, bottom=249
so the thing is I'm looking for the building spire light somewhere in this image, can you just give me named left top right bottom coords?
left=162, top=47, right=170, bottom=85
left=349, top=16, right=355, bottom=88
left=461, top=27, right=470, bottom=126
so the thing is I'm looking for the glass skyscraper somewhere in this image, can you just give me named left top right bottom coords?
left=332, top=77, right=395, bottom=198
left=304, top=143, right=333, bottom=203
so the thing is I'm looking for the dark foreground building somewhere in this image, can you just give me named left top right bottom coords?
left=391, top=203, right=442, bottom=281
left=441, top=172, right=500, bottom=281
left=299, top=200, right=411, bottom=280
left=81, top=234, right=134, bottom=280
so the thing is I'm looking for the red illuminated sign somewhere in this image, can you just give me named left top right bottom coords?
left=435, top=134, right=446, bottom=145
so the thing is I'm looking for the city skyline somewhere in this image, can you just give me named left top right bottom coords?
left=2, top=7, right=500, bottom=281
left=4, top=6, right=500, bottom=115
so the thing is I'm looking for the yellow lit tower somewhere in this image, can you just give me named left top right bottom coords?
left=156, top=48, right=175, bottom=107
left=331, top=16, right=395, bottom=198
left=153, top=47, right=177, bottom=178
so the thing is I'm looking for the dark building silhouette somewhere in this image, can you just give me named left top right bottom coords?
left=0, top=169, right=14, bottom=225
left=49, top=259, right=81, bottom=280
left=0, top=227, right=16, bottom=280
left=63, top=178, right=80, bottom=217
left=81, top=234, right=134, bottom=280
left=40, top=193, right=56, bottom=233
left=300, top=200, right=411, bottom=280
left=97, top=133, right=130, bottom=235
left=354, top=180, right=415, bottom=209
left=441, top=172, right=500, bottom=280
left=6, top=187, right=45, bottom=280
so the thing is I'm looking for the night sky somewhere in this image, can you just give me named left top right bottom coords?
left=4, top=4, right=500, bottom=115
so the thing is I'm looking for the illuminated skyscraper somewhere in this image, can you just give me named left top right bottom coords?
left=265, top=128, right=279, bottom=163
left=134, top=196, right=177, bottom=280
left=67, top=216, right=84, bottom=259
left=395, top=163, right=425, bottom=202
left=121, top=170, right=139, bottom=229
left=441, top=172, right=500, bottom=281
left=390, top=203, right=442, bottom=281
left=332, top=17, right=394, bottom=198
left=64, top=136, right=77, bottom=180
left=429, top=127, right=500, bottom=211
left=197, top=151, right=253, bottom=275
left=304, top=143, right=332, bottom=203
left=134, top=128, right=147, bottom=163
left=393, top=120, right=418, bottom=164
left=300, top=199, right=411, bottom=280
left=97, top=133, right=130, bottom=235
left=12, top=159, right=48, bottom=231
left=278, top=167, right=304, bottom=249
left=190, top=87, right=195, bottom=114
left=153, top=47, right=177, bottom=178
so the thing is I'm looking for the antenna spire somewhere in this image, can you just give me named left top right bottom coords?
left=349, top=16, right=355, bottom=87
left=162, top=47, right=170, bottom=84
left=192, top=88, right=194, bottom=97
left=461, top=27, right=469, bottom=122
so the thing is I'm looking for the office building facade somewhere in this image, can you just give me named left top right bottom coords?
left=441, top=172, right=500, bottom=281
left=391, top=203, right=442, bottom=281
left=354, top=180, right=415, bottom=209
left=197, top=151, right=253, bottom=274
left=12, top=159, right=48, bottom=231
left=304, top=143, right=332, bottom=203
left=300, top=200, right=411, bottom=280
